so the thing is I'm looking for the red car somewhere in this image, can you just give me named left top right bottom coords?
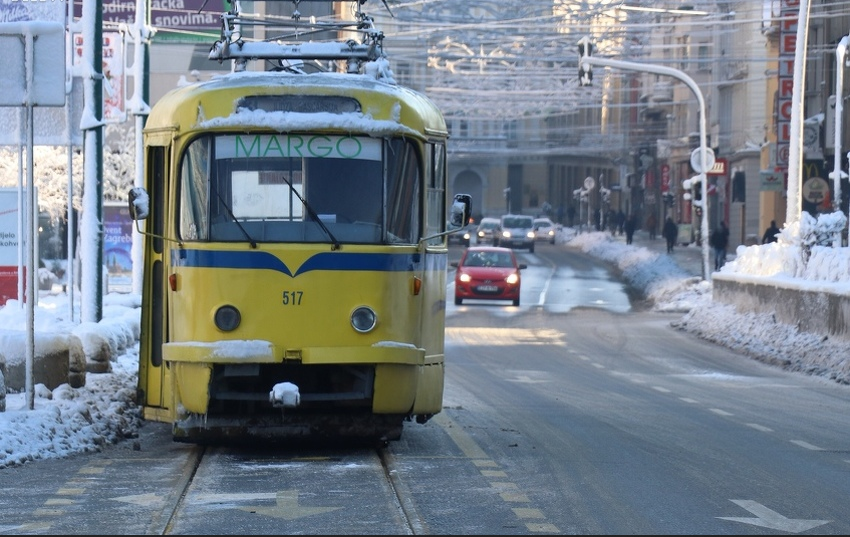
left=451, top=246, right=526, bottom=306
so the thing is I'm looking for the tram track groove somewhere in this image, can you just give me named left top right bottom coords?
left=155, top=445, right=206, bottom=535
left=378, top=447, right=427, bottom=535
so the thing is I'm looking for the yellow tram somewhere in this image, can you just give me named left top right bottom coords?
left=128, top=0, right=469, bottom=443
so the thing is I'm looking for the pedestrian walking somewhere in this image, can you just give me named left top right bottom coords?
left=662, top=216, right=678, bottom=253
left=645, top=213, right=657, bottom=240
left=624, top=213, right=637, bottom=245
left=566, top=205, right=576, bottom=227
left=762, top=220, right=780, bottom=244
left=711, top=221, right=730, bottom=270
left=615, top=209, right=625, bottom=236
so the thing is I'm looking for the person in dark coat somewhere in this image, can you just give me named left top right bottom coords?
left=762, top=220, right=780, bottom=244
left=566, top=205, right=576, bottom=227
left=662, top=217, right=678, bottom=253
left=615, top=209, right=626, bottom=236
left=711, top=221, right=730, bottom=270
left=624, top=213, right=637, bottom=245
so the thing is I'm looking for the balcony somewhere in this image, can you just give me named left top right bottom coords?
left=724, top=61, right=749, bottom=81
left=650, top=81, right=674, bottom=103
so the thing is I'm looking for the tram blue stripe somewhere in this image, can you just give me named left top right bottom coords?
left=172, top=249, right=436, bottom=277
left=175, top=250, right=293, bottom=276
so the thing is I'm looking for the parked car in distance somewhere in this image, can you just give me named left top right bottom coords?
left=533, top=217, right=559, bottom=244
left=450, top=246, right=526, bottom=306
left=475, top=217, right=500, bottom=245
left=495, top=214, right=535, bottom=252
left=447, top=221, right=474, bottom=246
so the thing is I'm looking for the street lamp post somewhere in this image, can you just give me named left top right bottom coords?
left=579, top=53, right=712, bottom=280
left=831, top=35, right=849, bottom=246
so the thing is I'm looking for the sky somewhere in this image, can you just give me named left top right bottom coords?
left=2, top=224, right=849, bottom=470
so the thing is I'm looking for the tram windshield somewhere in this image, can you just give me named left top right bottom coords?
left=177, top=134, right=421, bottom=245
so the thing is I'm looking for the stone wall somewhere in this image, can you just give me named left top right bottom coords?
left=712, top=273, right=850, bottom=342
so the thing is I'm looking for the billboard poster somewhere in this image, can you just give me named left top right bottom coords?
left=0, top=188, right=31, bottom=305
left=0, top=0, right=65, bottom=23
left=72, top=0, right=228, bottom=42
left=72, top=32, right=125, bottom=123
left=103, top=201, right=133, bottom=292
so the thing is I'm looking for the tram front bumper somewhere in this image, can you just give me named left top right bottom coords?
left=162, top=340, right=429, bottom=416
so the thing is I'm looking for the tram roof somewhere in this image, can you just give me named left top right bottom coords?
left=145, top=69, right=447, bottom=141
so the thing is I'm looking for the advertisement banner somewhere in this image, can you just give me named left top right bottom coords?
left=0, top=188, right=31, bottom=305
left=72, top=32, right=125, bottom=123
left=103, top=202, right=133, bottom=292
left=72, top=0, right=228, bottom=42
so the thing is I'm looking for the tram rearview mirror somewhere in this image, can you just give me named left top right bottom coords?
left=128, top=187, right=150, bottom=220
left=450, top=193, right=471, bottom=227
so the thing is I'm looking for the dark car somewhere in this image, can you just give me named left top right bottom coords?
left=447, top=222, right=474, bottom=246
left=475, top=217, right=500, bottom=245
left=450, top=246, right=526, bottom=306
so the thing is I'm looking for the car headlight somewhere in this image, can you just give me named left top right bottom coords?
left=527, top=231, right=535, bottom=239
left=506, top=273, right=519, bottom=284
left=459, top=273, right=472, bottom=283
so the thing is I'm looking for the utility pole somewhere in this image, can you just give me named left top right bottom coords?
left=81, top=0, right=104, bottom=322
left=129, top=0, right=152, bottom=295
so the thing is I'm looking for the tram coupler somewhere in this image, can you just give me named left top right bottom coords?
left=269, top=381, right=301, bottom=408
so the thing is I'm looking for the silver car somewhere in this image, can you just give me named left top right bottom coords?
left=533, top=217, right=559, bottom=244
left=495, top=214, right=535, bottom=253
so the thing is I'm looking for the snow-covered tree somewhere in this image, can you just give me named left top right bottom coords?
left=0, top=122, right=136, bottom=227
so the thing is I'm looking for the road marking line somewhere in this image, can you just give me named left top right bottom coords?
left=790, top=440, right=824, bottom=450
left=745, top=423, right=773, bottom=433
left=512, top=507, right=545, bottom=519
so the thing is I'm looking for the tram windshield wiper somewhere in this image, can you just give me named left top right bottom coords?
left=277, top=174, right=342, bottom=251
left=214, top=190, right=257, bottom=249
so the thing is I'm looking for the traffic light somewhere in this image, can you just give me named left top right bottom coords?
left=578, top=37, right=592, bottom=86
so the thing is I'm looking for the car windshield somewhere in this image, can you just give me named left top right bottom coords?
left=503, top=217, right=531, bottom=228
left=464, top=251, right=514, bottom=268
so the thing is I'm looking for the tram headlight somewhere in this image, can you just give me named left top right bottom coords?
left=214, top=305, right=242, bottom=332
left=350, top=306, right=377, bottom=333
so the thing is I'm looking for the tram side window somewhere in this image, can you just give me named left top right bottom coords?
left=179, top=137, right=211, bottom=241
left=386, top=139, right=420, bottom=244
left=424, top=142, right=446, bottom=245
